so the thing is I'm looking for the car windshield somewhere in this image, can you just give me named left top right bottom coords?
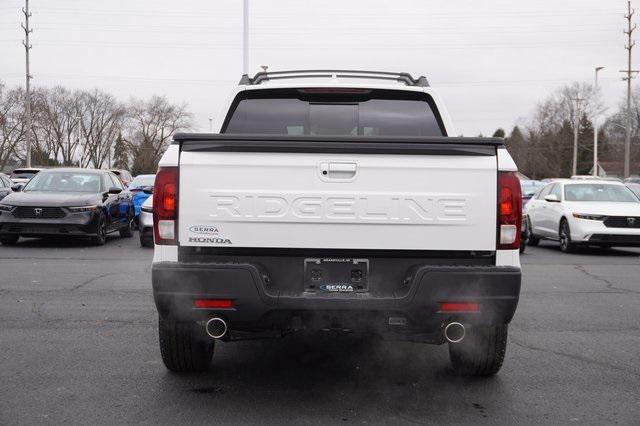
left=23, top=172, right=103, bottom=193
left=129, top=175, right=155, bottom=189
left=564, top=184, right=639, bottom=202
left=223, top=88, right=445, bottom=136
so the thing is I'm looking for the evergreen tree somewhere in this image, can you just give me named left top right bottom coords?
left=492, top=128, right=506, bottom=138
left=131, top=137, right=155, bottom=175
left=577, top=114, right=594, bottom=174
left=112, top=133, right=129, bottom=170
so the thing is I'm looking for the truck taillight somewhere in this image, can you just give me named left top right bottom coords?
left=497, top=171, right=522, bottom=250
left=153, top=166, right=178, bottom=245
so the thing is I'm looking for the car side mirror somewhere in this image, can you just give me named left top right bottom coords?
left=544, top=194, right=560, bottom=203
left=108, top=187, right=122, bottom=195
left=142, top=187, right=153, bottom=195
left=11, top=184, right=23, bottom=192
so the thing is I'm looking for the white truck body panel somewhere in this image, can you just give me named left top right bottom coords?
left=178, top=151, right=497, bottom=251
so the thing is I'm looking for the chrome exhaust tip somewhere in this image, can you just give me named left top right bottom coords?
left=444, top=322, right=465, bottom=343
left=205, top=317, right=228, bottom=339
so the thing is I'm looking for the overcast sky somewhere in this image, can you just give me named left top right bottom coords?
left=0, top=0, right=630, bottom=135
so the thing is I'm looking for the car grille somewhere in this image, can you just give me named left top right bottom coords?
left=12, top=206, right=67, bottom=219
left=589, top=234, right=640, bottom=244
left=1, top=224, right=79, bottom=234
left=603, top=216, right=640, bottom=228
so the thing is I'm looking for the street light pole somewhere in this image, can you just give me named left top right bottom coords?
left=593, top=66, right=605, bottom=176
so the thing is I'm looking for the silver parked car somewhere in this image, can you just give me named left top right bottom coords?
left=139, top=196, right=153, bottom=247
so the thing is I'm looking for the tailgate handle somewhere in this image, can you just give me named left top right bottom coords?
left=321, top=162, right=357, bottom=179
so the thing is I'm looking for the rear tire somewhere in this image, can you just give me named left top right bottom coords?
left=449, top=324, right=508, bottom=376
left=0, top=235, right=19, bottom=245
left=158, top=317, right=215, bottom=372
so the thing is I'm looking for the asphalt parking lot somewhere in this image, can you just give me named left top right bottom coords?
left=1, top=235, right=639, bottom=424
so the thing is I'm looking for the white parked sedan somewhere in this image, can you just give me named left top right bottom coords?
left=524, top=179, right=640, bottom=252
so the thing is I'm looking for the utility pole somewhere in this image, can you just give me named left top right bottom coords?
left=621, top=1, right=638, bottom=178
left=208, top=118, right=213, bottom=133
left=570, top=97, right=584, bottom=176
left=242, top=0, right=249, bottom=75
left=21, top=0, right=33, bottom=168
left=593, top=66, right=605, bottom=176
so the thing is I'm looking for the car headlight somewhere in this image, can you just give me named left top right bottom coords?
left=572, top=213, right=605, bottom=221
left=67, top=205, right=99, bottom=213
left=0, top=204, right=13, bottom=212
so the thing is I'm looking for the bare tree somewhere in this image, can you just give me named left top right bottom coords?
left=35, top=86, right=83, bottom=166
left=77, top=89, right=126, bottom=168
left=512, top=82, right=605, bottom=178
left=0, top=83, right=27, bottom=170
left=126, top=95, right=191, bottom=174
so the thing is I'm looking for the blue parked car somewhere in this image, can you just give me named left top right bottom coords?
left=127, top=174, right=155, bottom=220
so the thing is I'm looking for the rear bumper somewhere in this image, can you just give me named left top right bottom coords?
left=152, top=261, right=521, bottom=341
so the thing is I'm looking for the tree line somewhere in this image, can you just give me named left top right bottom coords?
left=0, top=81, right=191, bottom=175
left=497, top=82, right=640, bottom=179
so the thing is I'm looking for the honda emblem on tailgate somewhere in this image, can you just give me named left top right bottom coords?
left=34, top=208, right=43, bottom=217
left=628, top=217, right=636, bottom=226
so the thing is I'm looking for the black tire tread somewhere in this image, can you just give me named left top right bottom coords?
left=158, top=317, right=214, bottom=372
left=140, top=232, right=153, bottom=247
left=92, top=213, right=107, bottom=246
left=120, top=220, right=134, bottom=238
left=449, top=324, right=508, bottom=376
left=559, top=219, right=575, bottom=253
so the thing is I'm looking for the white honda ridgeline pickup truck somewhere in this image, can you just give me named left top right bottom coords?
left=151, top=70, right=522, bottom=376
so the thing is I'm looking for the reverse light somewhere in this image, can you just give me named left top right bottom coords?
left=440, top=302, right=479, bottom=313
left=497, top=171, right=522, bottom=250
left=153, top=167, right=178, bottom=245
left=194, top=299, right=234, bottom=309
left=573, top=213, right=605, bottom=221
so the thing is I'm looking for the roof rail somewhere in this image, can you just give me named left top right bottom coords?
left=238, top=70, right=429, bottom=87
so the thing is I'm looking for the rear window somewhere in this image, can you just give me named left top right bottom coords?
left=10, top=170, right=39, bottom=179
left=222, top=89, right=445, bottom=136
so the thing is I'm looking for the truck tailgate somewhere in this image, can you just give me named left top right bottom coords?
left=178, top=138, right=497, bottom=251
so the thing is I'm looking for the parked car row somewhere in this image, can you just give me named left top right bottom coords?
left=0, top=167, right=155, bottom=247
